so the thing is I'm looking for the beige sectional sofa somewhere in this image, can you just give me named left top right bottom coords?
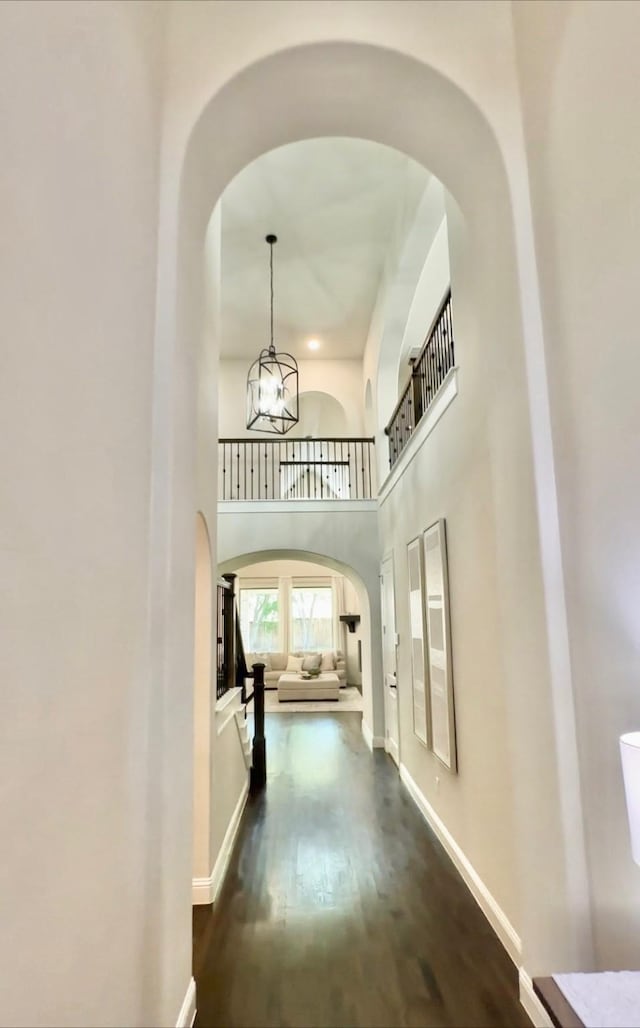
left=244, top=650, right=346, bottom=688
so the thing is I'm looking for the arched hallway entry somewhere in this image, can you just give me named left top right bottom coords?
left=218, top=547, right=381, bottom=747
left=151, top=27, right=592, bottom=1020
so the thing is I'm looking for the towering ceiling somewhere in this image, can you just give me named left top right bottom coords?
left=220, top=138, right=431, bottom=360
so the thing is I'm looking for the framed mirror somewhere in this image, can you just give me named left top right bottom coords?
left=423, top=519, right=457, bottom=772
left=407, top=536, right=429, bottom=746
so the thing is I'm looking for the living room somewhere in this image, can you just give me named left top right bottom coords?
left=232, top=558, right=363, bottom=711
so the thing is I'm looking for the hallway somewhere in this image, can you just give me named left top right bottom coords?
left=193, top=713, right=529, bottom=1028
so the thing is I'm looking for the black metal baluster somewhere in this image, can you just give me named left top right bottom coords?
left=449, top=297, right=455, bottom=366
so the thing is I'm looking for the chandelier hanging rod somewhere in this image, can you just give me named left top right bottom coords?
left=266, top=233, right=277, bottom=354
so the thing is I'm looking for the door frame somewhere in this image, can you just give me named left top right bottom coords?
left=381, top=552, right=400, bottom=767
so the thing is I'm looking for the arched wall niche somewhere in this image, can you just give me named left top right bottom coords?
left=153, top=36, right=592, bottom=980
left=294, top=391, right=349, bottom=438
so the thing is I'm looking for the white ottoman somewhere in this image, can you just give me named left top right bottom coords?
left=277, top=672, right=340, bottom=702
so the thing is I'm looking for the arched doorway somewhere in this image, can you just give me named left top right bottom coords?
left=147, top=36, right=591, bottom=1006
left=219, top=547, right=377, bottom=744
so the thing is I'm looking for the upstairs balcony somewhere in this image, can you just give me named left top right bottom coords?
left=218, top=437, right=376, bottom=502
left=385, top=290, right=455, bottom=470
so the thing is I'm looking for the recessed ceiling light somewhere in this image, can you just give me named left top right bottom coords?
left=307, top=339, right=321, bottom=351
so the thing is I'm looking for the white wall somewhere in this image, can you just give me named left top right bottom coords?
left=4, top=3, right=615, bottom=1023
left=0, top=3, right=189, bottom=1025
left=512, top=0, right=640, bottom=969
left=377, top=197, right=528, bottom=941
left=343, top=577, right=364, bottom=687
left=194, top=202, right=249, bottom=906
left=193, top=515, right=213, bottom=881
left=366, top=175, right=448, bottom=438
left=297, top=392, right=349, bottom=437
left=218, top=358, right=365, bottom=437
left=238, top=558, right=340, bottom=578
left=396, top=216, right=450, bottom=395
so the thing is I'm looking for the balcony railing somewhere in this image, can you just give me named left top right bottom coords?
left=218, top=437, right=376, bottom=501
left=216, top=573, right=267, bottom=791
left=385, top=290, right=455, bottom=470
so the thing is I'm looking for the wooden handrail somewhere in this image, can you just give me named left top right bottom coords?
left=219, top=436, right=375, bottom=444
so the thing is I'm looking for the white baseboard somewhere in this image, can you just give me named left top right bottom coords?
left=519, top=969, right=554, bottom=1028
left=192, top=777, right=249, bottom=905
left=385, top=737, right=400, bottom=766
left=399, top=762, right=521, bottom=965
left=361, top=720, right=385, bottom=751
left=176, top=977, right=196, bottom=1028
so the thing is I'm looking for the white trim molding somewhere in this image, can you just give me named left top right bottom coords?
left=385, top=736, right=400, bottom=766
left=519, top=969, right=554, bottom=1028
left=176, top=977, right=196, bottom=1028
left=361, top=719, right=385, bottom=751
left=399, top=762, right=521, bottom=965
left=219, top=499, right=378, bottom=515
left=215, top=686, right=242, bottom=735
left=192, top=778, right=249, bottom=905
left=379, top=367, right=458, bottom=506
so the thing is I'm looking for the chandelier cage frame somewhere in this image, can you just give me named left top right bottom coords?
left=246, top=234, right=299, bottom=435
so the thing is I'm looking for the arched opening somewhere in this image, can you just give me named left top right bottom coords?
left=219, top=548, right=374, bottom=727
left=148, top=37, right=590, bottom=999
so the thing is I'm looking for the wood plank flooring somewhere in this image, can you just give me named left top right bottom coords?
left=193, top=712, right=530, bottom=1028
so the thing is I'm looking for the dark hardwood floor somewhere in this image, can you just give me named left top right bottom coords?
left=193, top=712, right=530, bottom=1028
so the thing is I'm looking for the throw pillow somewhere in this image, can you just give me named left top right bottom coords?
left=302, top=653, right=321, bottom=671
left=320, top=651, right=336, bottom=671
left=248, top=653, right=272, bottom=671
left=286, top=655, right=304, bottom=673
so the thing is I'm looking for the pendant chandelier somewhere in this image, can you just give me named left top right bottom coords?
left=246, top=234, right=299, bottom=434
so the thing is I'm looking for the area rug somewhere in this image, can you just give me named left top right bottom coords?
left=248, top=685, right=363, bottom=714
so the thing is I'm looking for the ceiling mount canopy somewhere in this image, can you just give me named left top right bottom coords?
left=246, top=234, right=299, bottom=434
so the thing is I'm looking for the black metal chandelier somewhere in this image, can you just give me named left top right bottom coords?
left=246, top=234, right=299, bottom=434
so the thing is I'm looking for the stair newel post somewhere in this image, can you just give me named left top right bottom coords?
left=222, top=573, right=236, bottom=693
left=250, top=662, right=267, bottom=792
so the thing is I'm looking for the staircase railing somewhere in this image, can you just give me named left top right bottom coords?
left=216, top=572, right=266, bottom=791
left=218, top=437, right=376, bottom=501
left=385, top=290, right=455, bottom=470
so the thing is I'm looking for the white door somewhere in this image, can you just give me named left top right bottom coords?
left=381, top=555, right=400, bottom=767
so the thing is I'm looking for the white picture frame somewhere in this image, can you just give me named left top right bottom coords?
left=423, top=519, right=457, bottom=772
left=407, top=536, right=430, bottom=746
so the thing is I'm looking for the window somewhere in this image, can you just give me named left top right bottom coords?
left=291, top=586, right=333, bottom=651
left=239, top=588, right=280, bottom=652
